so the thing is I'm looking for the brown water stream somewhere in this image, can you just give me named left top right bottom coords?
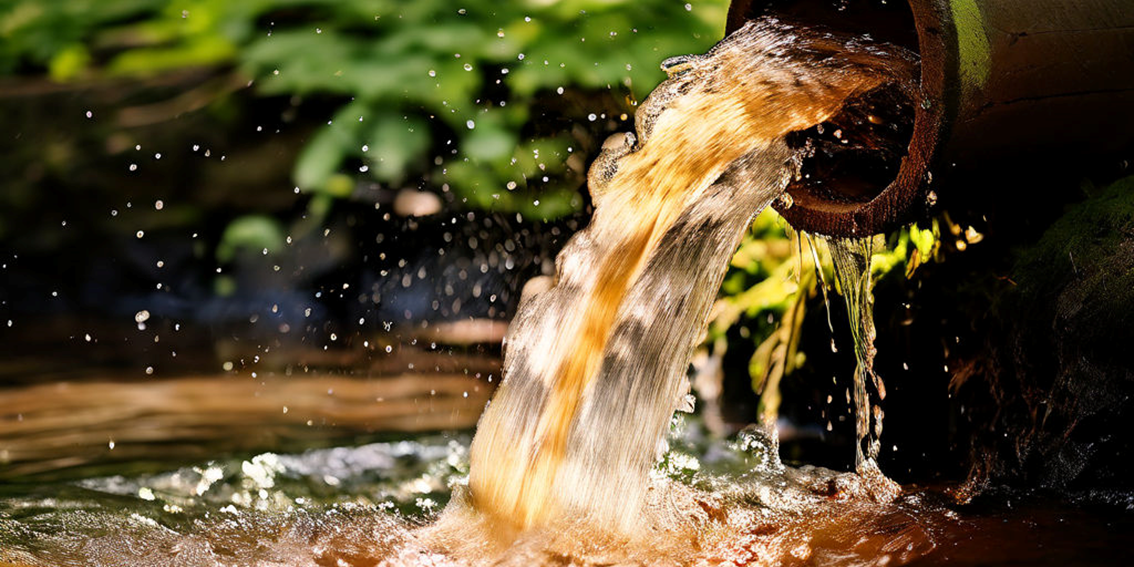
left=465, top=17, right=915, bottom=539
left=4, top=16, right=1129, bottom=567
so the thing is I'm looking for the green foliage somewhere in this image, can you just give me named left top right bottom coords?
left=707, top=209, right=946, bottom=408
left=1014, top=175, right=1134, bottom=309
left=3, top=0, right=729, bottom=221
left=214, top=214, right=287, bottom=263
left=8, top=0, right=958, bottom=411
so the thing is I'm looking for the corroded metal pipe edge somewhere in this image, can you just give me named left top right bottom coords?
left=727, top=0, right=953, bottom=237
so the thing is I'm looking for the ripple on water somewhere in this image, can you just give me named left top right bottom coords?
left=0, top=426, right=954, bottom=567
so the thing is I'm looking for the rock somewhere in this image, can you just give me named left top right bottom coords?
left=959, top=176, right=1134, bottom=493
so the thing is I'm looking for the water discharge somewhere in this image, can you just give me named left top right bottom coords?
left=0, top=18, right=936, bottom=566
left=464, top=17, right=915, bottom=536
left=826, top=236, right=899, bottom=500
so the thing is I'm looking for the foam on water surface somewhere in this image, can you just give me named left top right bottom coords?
left=0, top=422, right=951, bottom=567
left=466, top=17, right=916, bottom=535
left=0, top=17, right=930, bottom=566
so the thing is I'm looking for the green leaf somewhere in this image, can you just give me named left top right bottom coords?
left=47, top=43, right=89, bottom=81
left=107, top=35, right=236, bottom=77
left=366, top=113, right=431, bottom=184
left=293, top=102, right=367, bottom=193
left=216, top=214, right=286, bottom=263
left=462, top=113, right=516, bottom=163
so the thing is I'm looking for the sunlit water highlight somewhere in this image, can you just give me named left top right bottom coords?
left=466, top=17, right=916, bottom=537
left=0, top=18, right=956, bottom=567
left=826, top=236, right=899, bottom=500
left=1, top=421, right=953, bottom=566
left=6, top=420, right=1129, bottom=566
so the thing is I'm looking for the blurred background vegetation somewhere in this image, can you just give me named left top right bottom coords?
left=8, top=0, right=844, bottom=479
left=0, top=0, right=752, bottom=364
left=0, top=0, right=744, bottom=342
left=4, top=0, right=1132, bottom=498
left=0, top=0, right=943, bottom=472
left=2, top=0, right=729, bottom=221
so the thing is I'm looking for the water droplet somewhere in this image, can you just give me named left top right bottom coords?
left=661, top=55, right=699, bottom=77
left=466, top=120, right=475, bottom=129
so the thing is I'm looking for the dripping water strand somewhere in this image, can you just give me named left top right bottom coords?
left=826, top=236, right=899, bottom=499
left=806, top=232, right=838, bottom=353
left=827, top=236, right=878, bottom=468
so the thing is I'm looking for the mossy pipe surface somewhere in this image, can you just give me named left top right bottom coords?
left=727, top=0, right=1134, bottom=237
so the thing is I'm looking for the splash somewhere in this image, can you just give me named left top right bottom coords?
left=0, top=18, right=930, bottom=567
left=0, top=423, right=950, bottom=567
left=466, top=18, right=916, bottom=535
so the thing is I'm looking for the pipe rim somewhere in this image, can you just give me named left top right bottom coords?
left=726, top=0, right=957, bottom=237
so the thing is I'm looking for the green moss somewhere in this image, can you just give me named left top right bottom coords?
left=1012, top=175, right=1134, bottom=351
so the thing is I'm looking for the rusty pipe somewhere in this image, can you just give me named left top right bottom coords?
left=727, top=0, right=1134, bottom=237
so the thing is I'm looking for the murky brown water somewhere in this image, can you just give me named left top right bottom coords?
left=468, top=17, right=916, bottom=536
left=3, top=421, right=1130, bottom=566
left=3, top=16, right=1130, bottom=567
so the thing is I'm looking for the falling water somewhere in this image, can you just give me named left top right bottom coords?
left=0, top=18, right=938, bottom=567
left=463, top=18, right=916, bottom=535
left=827, top=236, right=900, bottom=499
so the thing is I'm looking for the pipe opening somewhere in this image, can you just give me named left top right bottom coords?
left=763, top=1, right=919, bottom=211
left=786, top=80, right=916, bottom=209
left=730, top=0, right=927, bottom=228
